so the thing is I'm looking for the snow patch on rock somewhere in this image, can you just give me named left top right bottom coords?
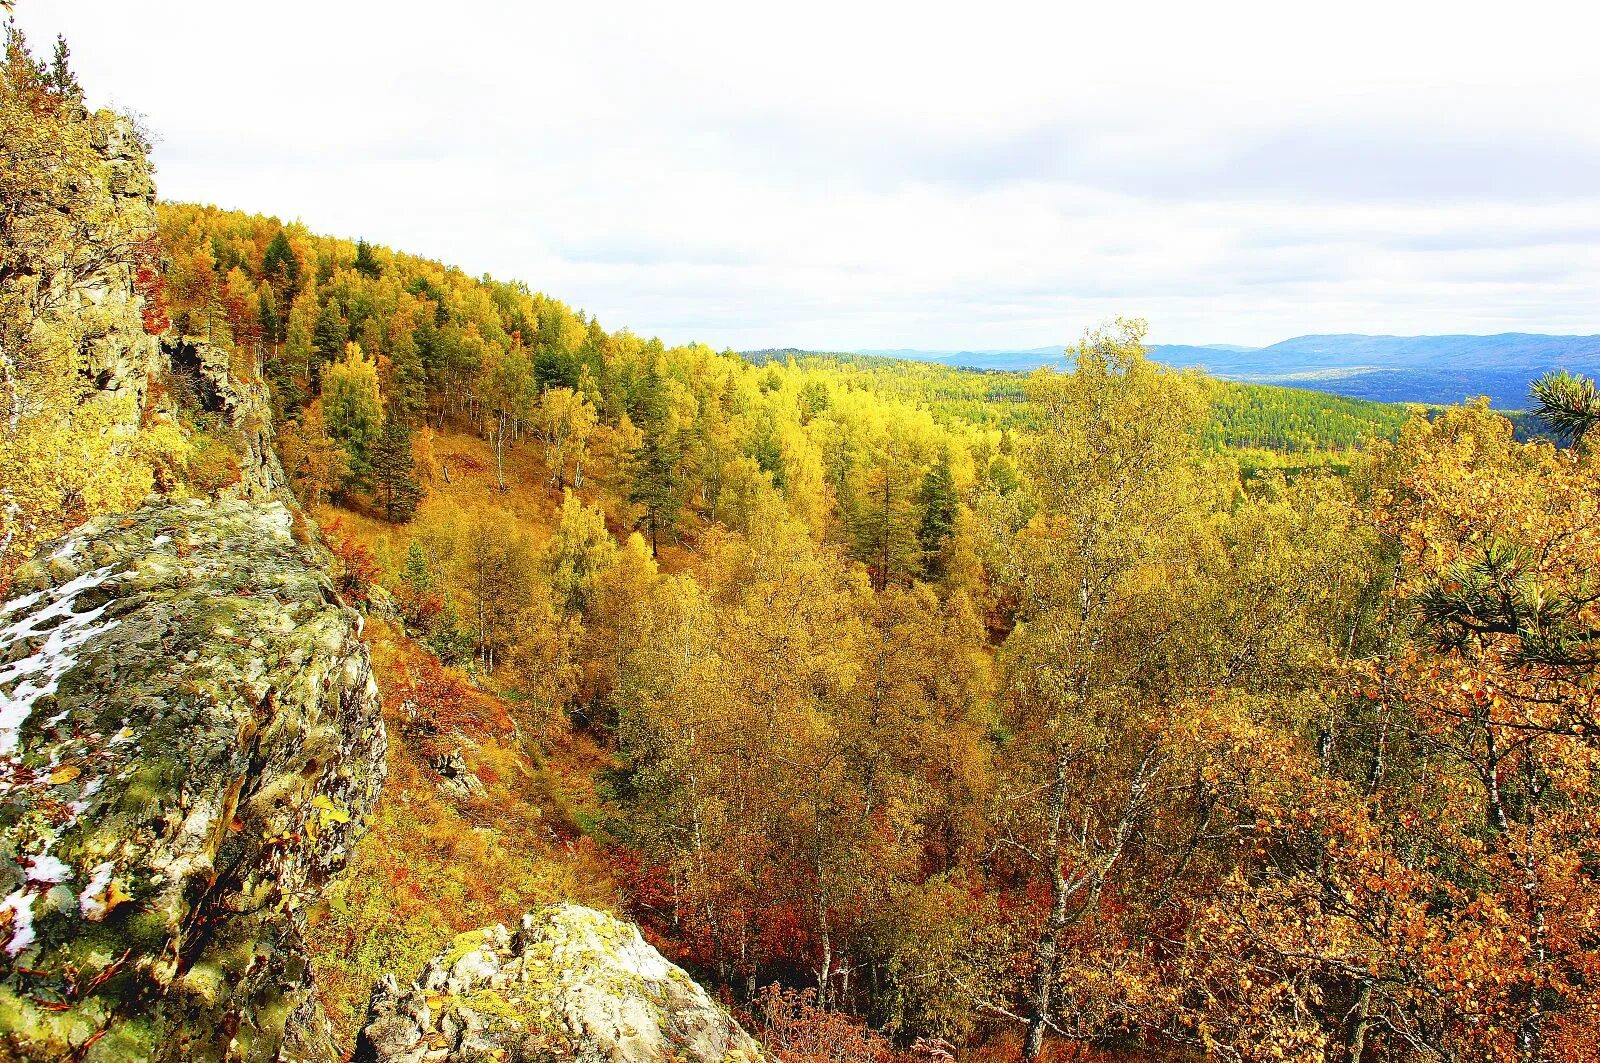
left=1, top=887, right=36, bottom=956
left=78, top=860, right=116, bottom=920
left=0, top=564, right=122, bottom=756
left=26, top=852, right=71, bottom=884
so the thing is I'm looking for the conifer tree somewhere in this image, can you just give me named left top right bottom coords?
left=257, top=283, right=280, bottom=347
left=1530, top=369, right=1600, bottom=446
left=534, top=339, right=581, bottom=392
left=313, top=297, right=346, bottom=373
left=48, top=35, right=80, bottom=100
left=917, top=448, right=958, bottom=577
left=371, top=413, right=423, bottom=522
left=261, top=229, right=301, bottom=314
left=353, top=238, right=381, bottom=278
left=626, top=364, right=683, bottom=555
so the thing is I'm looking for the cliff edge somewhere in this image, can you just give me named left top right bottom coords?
left=0, top=500, right=385, bottom=1061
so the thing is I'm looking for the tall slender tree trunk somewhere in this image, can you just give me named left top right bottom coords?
left=1024, top=746, right=1072, bottom=1061
left=494, top=411, right=508, bottom=491
left=1342, top=979, right=1372, bottom=1063
left=817, top=897, right=832, bottom=1009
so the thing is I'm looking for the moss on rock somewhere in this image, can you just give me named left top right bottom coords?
left=0, top=499, right=386, bottom=1061
left=352, top=903, right=767, bottom=1063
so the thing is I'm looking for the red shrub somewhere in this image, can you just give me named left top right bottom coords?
left=386, top=648, right=514, bottom=753
left=133, top=234, right=171, bottom=336
left=323, top=519, right=379, bottom=604
left=751, top=986, right=893, bottom=1063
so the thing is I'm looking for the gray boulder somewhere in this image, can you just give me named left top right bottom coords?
left=353, top=903, right=767, bottom=1063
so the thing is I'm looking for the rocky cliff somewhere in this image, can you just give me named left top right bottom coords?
left=163, top=335, right=287, bottom=499
left=4, top=81, right=373, bottom=1059
left=35, top=108, right=283, bottom=503
left=67, top=112, right=168, bottom=422
left=0, top=500, right=385, bottom=1061
left=354, top=904, right=767, bottom=1063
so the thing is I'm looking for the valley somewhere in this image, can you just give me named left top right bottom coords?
left=4, top=19, right=1600, bottom=1063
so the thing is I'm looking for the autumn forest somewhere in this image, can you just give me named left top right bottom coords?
left=6, top=22, right=1600, bottom=1063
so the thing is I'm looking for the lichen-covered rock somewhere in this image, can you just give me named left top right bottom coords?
left=0, top=499, right=386, bottom=1061
left=426, top=749, right=486, bottom=800
left=37, top=107, right=284, bottom=506
left=66, top=112, right=167, bottom=420
left=353, top=904, right=767, bottom=1063
left=163, top=337, right=287, bottom=498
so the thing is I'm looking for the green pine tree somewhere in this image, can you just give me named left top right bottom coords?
left=312, top=298, right=346, bottom=374
left=353, top=238, right=381, bottom=278
left=399, top=539, right=434, bottom=598
left=262, top=230, right=301, bottom=304
left=371, top=415, right=423, bottom=522
left=627, top=365, right=683, bottom=555
left=917, top=449, right=958, bottom=576
left=1531, top=370, right=1600, bottom=446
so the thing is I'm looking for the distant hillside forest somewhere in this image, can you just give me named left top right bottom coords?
left=744, top=348, right=1415, bottom=461
left=833, top=334, right=1600, bottom=410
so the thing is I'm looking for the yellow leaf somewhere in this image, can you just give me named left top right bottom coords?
left=311, top=794, right=352, bottom=827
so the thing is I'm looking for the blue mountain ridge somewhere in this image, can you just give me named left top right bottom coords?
left=851, top=333, right=1600, bottom=409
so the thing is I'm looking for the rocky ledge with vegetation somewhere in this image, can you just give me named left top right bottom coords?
left=0, top=499, right=385, bottom=1061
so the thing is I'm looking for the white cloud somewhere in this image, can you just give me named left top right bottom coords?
left=17, top=0, right=1600, bottom=348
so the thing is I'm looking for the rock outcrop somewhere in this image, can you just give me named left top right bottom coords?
left=2, top=78, right=748, bottom=1063
left=61, top=112, right=167, bottom=420
left=34, top=107, right=283, bottom=503
left=353, top=904, right=767, bottom=1063
left=163, top=336, right=287, bottom=498
left=0, top=500, right=386, bottom=1062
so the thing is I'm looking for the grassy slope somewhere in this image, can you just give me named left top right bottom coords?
left=303, top=431, right=622, bottom=1041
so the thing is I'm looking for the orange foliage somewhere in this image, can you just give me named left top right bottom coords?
left=133, top=233, right=170, bottom=336
left=323, top=516, right=380, bottom=604
left=385, top=649, right=514, bottom=759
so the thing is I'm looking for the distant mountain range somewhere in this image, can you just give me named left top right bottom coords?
left=853, top=334, right=1600, bottom=409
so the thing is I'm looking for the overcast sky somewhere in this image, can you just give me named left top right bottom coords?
left=17, top=0, right=1600, bottom=350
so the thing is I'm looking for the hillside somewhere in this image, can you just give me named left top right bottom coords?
left=127, top=193, right=1600, bottom=1063
left=744, top=348, right=1413, bottom=469
left=0, top=44, right=742, bottom=1062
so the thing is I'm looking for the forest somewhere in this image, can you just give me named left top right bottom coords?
left=744, top=348, right=1414, bottom=460
left=142, top=199, right=1600, bottom=1063
left=6, top=27, right=1600, bottom=1063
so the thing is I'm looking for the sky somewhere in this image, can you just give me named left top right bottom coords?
left=16, top=0, right=1600, bottom=350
